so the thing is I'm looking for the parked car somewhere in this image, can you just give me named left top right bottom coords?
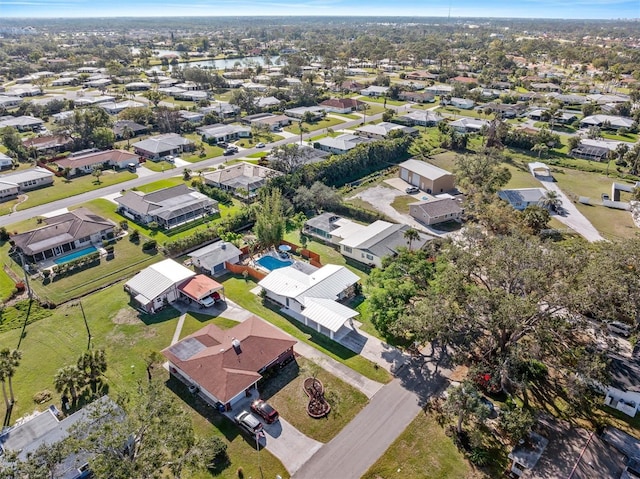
left=164, top=155, right=176, bottom=163
left=223, top=148, right=236, bottom=156
left=235, top=410, right=264, bottom=435
left=405, top=186, right=420, bottom=194
left=250, top=399, right=279, bottom=424
left=256, top=142, right=265, bottom=148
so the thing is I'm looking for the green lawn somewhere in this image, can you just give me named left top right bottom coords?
left=362, top=411, right=473, bottom=479
left=246, top=152, right=268, bottom=158
left=601, top=131, right=638, bottom=143
left=285, top=117, right=346, bottom=134
left=179, top=312, right=240, bottom=339
left=222, top=276, right=391, bottom=384
left=330, top=112, right=361, bottom=120
left=13, top=171, right=137, bottom=212
left=134, top=177, right=187, bottom=193
left=359, top=104, right=386, bottom=116
left=437, top=106, right=486, bottom=119
left=363, top=97, right=407, bottom=107
left=260, top=356, right=369, bottom=443
left=390, top=195, right=416, bottom=214
left=183, top=134, right=225, bottom=162
left=141, top=160, right=176, bottom=172
left=236, top=134, right=284, bottom=148
left=0, top=268, right=16, bottom=302
left=0, top=285, right=289, bottom=479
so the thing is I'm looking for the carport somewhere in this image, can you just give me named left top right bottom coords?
left=178, top=274, right=225, bottom=307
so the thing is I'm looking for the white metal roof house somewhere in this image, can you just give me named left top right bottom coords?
left=203, top=162, right=281, bottom=199
left=115, top=184, right=218, bottom=230
left=580, top=114, right=634, bottom=131
left=498, top=188, right=546, bottom=210
left=355, top=122, right=417, bottom=140
left=258, top=263, right=360, bottom=339
left=125, top=259, right=196, bottom=313
left=339, top=220, right=434, bottom=268
left=314, top=133, right=371, bottom=154
left=359, top=85, right=389, bottom=97
left=303, top=212, right=366, bottom=245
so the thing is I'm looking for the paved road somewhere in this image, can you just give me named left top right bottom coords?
left=0, top=111, right=383, bottom=227
left=537, top=179, right=605, bottom=242
left=293, top=356, right=450, bottom=479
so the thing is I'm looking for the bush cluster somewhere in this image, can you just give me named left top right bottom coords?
left=51, top=252, right=100, bottom=278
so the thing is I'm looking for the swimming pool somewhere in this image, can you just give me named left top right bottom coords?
left=256, top=255, right=293, bottom=271
left=54, top=246, right=98, bottom=265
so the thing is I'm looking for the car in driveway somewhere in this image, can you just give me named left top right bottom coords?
left=251, top=399, right=279, bottom=424
left=405, top=186, right=420, bottom=194
left=235, top=410, right=264, bottom=435
left=256, top=142, right=265, bottom=148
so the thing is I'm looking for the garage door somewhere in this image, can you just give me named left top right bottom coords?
left=400, top=168, right=409, bottom=181
left=213, top=263, right=225, bottom=273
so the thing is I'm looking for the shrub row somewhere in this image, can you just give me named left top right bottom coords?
left=50, top=251, right=101, bottom=278
left=192, top=180, right=234, bottom=206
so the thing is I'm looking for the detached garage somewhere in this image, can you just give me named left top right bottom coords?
left=398, top=159, right=455, bottom=194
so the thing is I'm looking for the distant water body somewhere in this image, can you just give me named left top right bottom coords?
left=133, top=49, right=281, bottom=71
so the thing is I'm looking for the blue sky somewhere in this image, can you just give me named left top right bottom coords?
left=0, top=0, right=638, bottom=19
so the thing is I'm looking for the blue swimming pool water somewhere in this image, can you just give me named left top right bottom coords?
left=256, top=255, right=293, bottom=271
left=54, top=246, right=98, bottom=265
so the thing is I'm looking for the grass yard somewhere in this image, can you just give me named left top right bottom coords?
left=0, top=234, right=162, bottom=305
left=285, top=117, right=346, bottom=134
left=330, top=112, right=361, bottom=120
left=437, top=106, right=486, bottom=119
left=362, top=411, right=475, bottom=479
left=601, top=131, right=638, bottom=143
left=15, top=171, right=137, bottom=212
left=390, top=195, right=416, bottom=214
left=133, top=176, right=187, bottom=193
left=183, top=134, right=225, bottom=162
left=246, top=151, right=268, bottom=158
left=0, top=285, right=289, bottom=479
left=179, top=312, right=240, bottom=338
left=259, top=357, right=369, bottom=443
left=0, top=268, right=17, bottom=302
left=236, top=133, right=284, bottom=148
left=363, top=97, right=407, bottom=107
left=359, top=104, right=386, bottom=116
left=222, top=276, right=391, bottom=384
left=141, top=160, right=176, bottom=172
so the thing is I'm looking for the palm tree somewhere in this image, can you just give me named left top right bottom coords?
left=403, top=228, right=420, bottom=251
left=299, top=123, right=309, bottom=146
left=121, top=125, right=133, bottom=148
left=77, top=349, right=107, bottom=392
left=54, top=365, right=84, bottom=402
left=531, top=143, right=549, bottom=158
left=0, top=349, right=22, bottom=406
left=539, top=190, right=563, bottom=213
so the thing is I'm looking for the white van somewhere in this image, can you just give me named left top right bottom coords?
left=607, top=321, right=632, bottom=337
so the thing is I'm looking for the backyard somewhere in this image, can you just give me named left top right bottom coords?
left=285, top=117, right=346, bottom=134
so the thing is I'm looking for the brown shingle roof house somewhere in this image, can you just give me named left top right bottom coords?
left=163, top=316, right=296, bottom=408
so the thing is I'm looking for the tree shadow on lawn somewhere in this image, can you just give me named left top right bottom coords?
left=257, top=357, right=301, bottom=401
left=137, top=305, right=181, bottom=326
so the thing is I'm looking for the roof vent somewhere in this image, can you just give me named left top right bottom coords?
left=231, top=338, right=242, bottom=354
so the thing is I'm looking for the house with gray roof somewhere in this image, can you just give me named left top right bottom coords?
left=498, top=188, right=546, bottom=210
left=339, top=220, right=434, bottom=268
left=314, top=133, right=371, bottom=154
left=133, top=133, right=195, bottom=160
left=0, top=396, right=118, bottom=479
left=115, top=184, right=218, bottom=229
left=580, top=114, right=634, bottom=131
left=359, top=85, right=389, bottom=97
left=10, top=207, right=115, bottom=263
left=203, top=162, right=281, bottom=199
left=197, top=123, right=251, bottom=144
left=0, top=115, right=44, bottom=132
left=0, top=95, right=23, bottom=109
left=449, top=117, right=490, bottom=133
left=355, top=122, right=417, bottom=140
left=284, top=106, right=325, bottom=120
left=409, top=198, right=463, bottom=226
left=189, top=241, right=243, bottom=276
left=0, top=166, right=54, bottom=201
left=398, top=110, right=444, bottom=127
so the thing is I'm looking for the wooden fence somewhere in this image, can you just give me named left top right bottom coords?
left=225, top=261, right=267, bottom=281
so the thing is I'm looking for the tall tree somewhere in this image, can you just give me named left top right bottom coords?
left=254, top=188, right=286, bottom=248
left=443, top=380, right=489, bottom=434
left=77, top=349, right=107, bottom=392
left=54, top=365, right=84, bottom=402
left=403, top=228, right=420, bottom=251
left=538, top=190, right=562, bottom=213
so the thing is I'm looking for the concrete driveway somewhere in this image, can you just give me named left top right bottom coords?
left=263, top=418, right=322, bottom=475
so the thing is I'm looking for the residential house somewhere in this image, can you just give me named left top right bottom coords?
left=6, top=85, right=42, bottom=97
left=480, top=102, right=527, bottom=119
left=203, top=162, right=281, bottom=199
left=284, top=106, right=325, bottom=121
left=449, top=117, right=490, bottom=133
left=125, top=259, right=196, bottom=313
left=0, top=167, right=54, bottom=200
left=498, top=188, right=546, bottom=210
left=398, top=110, right=444, bottom=127
left=178, top=274, right=226, bottom=308
left=85, top=77, right=111, bottom=89
left=604, top=354, right=640, bottom=418
left=527, top=109, right=578, bottom=124
left=189, top=241, right=243, bottom=276
left=258, top=263, right=360, bottom=339
left=200, top=102, right=240, bottom=119
left=529, top=82, right=562, bottom=92
left=398, top=91, right=435, bottom=103
left=73, top=95, right=115, bottom=107
left=449, top=76, right=478, bottom=85
left=398, top=159, right=456, bottom=194
left=112, top=120, right=148, bottom=139
left=409, top=198, right=463, bottom=226
left=133, top=133, right=195, bottom=160
left=319, top=98, right=365, bottom=114
left=359, top=85, right=389, bottom=97
left=174, top=90, right=208, bottom=102
left=303, top=212, right=365, bottom=245
left=10, top=207, right=115, bottom=262
left=179, top=110, right=204, bottom=123
left=22, top=135, right=73, bottom=155
left=255, top=96, right=282, bottom=109
left=0, top=115, right=44, bottom=132
left=337, top=80, right=365, bottom=93
left=449, top=97, right=475, bottom=109
left=355, top=122, right=417, bottom=140
left=0, top=397, right=117, bottom=479
left=54, top=149, right=140, bottom=176
left=339, top=220, right=434, bottom=268
left=425, top=84, right=453, bottom=96
left=242, top=113, right=291, bottom=131
left=570, top=139, right=625, bottom=162
left=405, top=70, right=437, bottom=81
left=580, top=115, right=634, bottom=131
left=314, top=133, right=371, bottom=155
left=124, top=82, right=151, bottom=91
left=163, top=316, right=296, bottom=409
left=0, top=95, right=23, bottom=109
left=198, top=124, right=251, bottom=144
left=0, top=152, right=13, bottom=170
left=99, top=100, right=145, bottom=115
left=116, top=184, right=217, bottom=229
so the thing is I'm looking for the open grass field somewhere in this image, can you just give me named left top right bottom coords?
left=222, top=275, right=391, bottom=384
left=362, top=411, right=475, bottom=479
left=13, top=171, right=137, bottom=212
left=259, top=356, right=369, bottom=443
left=0, top=285, right=289, bottom=479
